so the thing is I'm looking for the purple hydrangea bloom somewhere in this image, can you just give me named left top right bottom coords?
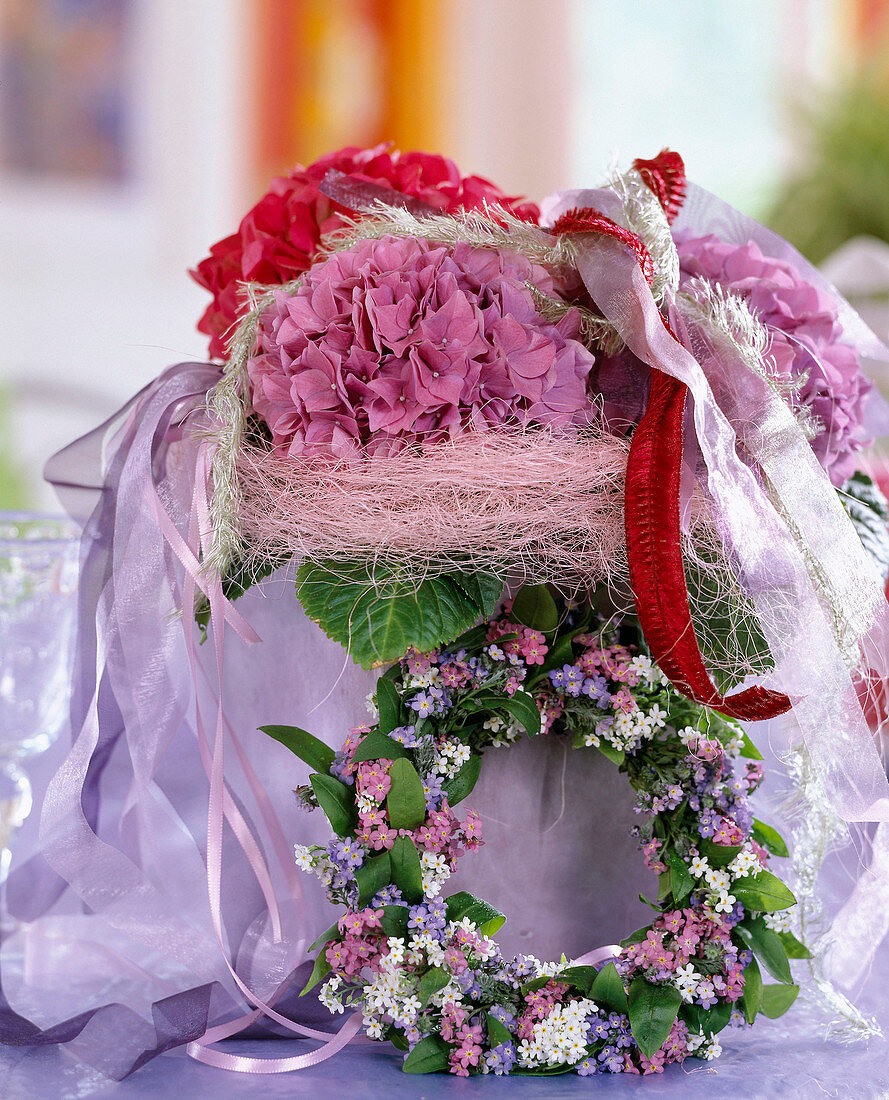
left=675, top=232, right=872, bottom=485
left=248, top=235, right=598, bottom=460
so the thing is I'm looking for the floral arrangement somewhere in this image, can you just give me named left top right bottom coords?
left=185, top=143, right=889, bottom=1077
left=272, top=590, right=803, bottom=1076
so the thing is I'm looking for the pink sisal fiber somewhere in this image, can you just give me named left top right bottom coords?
left=233, top=427, right=634, bottom=588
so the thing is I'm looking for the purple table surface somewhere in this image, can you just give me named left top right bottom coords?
left=2, top=996, right=888, bottom=1100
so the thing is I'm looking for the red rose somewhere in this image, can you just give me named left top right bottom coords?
left=190, top=144, right=539, bottom=359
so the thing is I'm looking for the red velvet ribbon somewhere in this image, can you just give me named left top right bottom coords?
left=553, top=157, right=792, bottom=722
left=624, top=363, right=791, bottom=721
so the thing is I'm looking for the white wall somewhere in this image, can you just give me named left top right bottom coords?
left=0, top=0, right=253, bottom=508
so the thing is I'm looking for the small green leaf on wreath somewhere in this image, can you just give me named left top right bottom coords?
left=355, top=851, right=391, bottom=907
left=667, top=850, right=694, bottom=905
left=596, top=740, right=625, bottom=766
left=751, top=818, right=790, bottom=858
left=402, top=1034, right=451, bottom=1073
left=738, top=732, right=764, bottom=760
left=418, top=966, right=450, bottom=1007
left=307, top=921, right=340, bottom=955
left=375, top=677, right=403, bottom=735
left=389, top=835, right=424, bottom=903
left=759, top=984, right=799, bottom=1019
left=736, top=918, right=793, bottom=984
left=442, top=754, right=482, bottom=806
left=510, top=584, right=559, bottom=632
left=352, top=729, right=409, bottom=763
left=777, top=930, right=812, bottom=959
left=486, top=1012, right=513, bottom=1046
left=309, top=773, right=356, bottom=837
left=299, top=951, right=331, bottom=997
left=386, top=758, right=427, bottom=830
left=443, top=891, right=506, bottom=937
left=378, top=905, right=410, bottom=938
left=741, top=956, right=762, bottom=1024
left=628, top=978, right=682, bottom=1060
left=591, top=960, right=629, bottom=1014
left=259, top=725, right=335, bottom=774
left=731, top=870, right=796, bottom=913
left=556, top=966, right=598, bottom=996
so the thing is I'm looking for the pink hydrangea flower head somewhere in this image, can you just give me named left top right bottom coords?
left=191, top=143, right=539, bottom=358
left=247, top=235, right=598, bottom=459
left=676, top=232, right=873, bottom=485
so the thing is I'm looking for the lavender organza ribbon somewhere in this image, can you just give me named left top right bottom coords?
left=544, top=183, right=889, bottom=988
left=0, top=363, right=365, bottom=1077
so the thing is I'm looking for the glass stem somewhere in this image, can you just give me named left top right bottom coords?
left=0, top=761, right=32, bottom=886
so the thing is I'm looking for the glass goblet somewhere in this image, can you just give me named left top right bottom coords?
left=0, top=513, right=79, bottom=885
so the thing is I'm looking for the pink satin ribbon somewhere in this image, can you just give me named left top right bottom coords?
left=151, top=440, right=367, bottom=1073
left=569, top=944, right=622, bottom=968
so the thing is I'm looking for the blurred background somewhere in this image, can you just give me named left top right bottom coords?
left=1, top=0, right=889, bottom=509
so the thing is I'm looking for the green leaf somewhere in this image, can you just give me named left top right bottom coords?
left=699, top=840, right=743, bottom=868
left=739, top=732, right=764, bottom=760
left=355, top=852, right=391, bottom=907
left=556, top=966, right=598, bottom=996
left=491, top=690, right=542, bottom=736
left=684, top=551, right=773, bottom=694
left=752, top=818, right=789, bottom=858
left=309, top=773, right=356, bottom=837
left=620, top=925, right=653, bottom=949
left=352, top=729, right=408, bottom=763
left=510, top=584, right=559, bottom=632
left=841, top=471, right=889, bottom=582
left=760, top=984, right=800, bottom=1019
left=386, top=758, right=427, bottom=830
left=402, top=1034, right=450, bottom=1074
left=778, top=931, right=812, bottom=959
left=627, top=978, right=682, bottom=1060
left=667, top=850, right=694, bottom=905
left=486, top=1013, right=513, bottom=1046
left=442, top=754, right=482, bottom=806
left=736, top=918, right=793, bottom=983
left=418, top=966, right=450, bottom=1006
left=379, top=905, right=410, bottom=938
left=657, top=871, right=673, bottom=904
left=741, top=956, right=762, bottom=1025
left=539, top=634, right=575, bottom=675
left=385, top=1024, right=409, bottom=1051
left=300, top=952, right=331, bottom=996
left=596, top=740, right=625, bottom=766
left=732, top=871, right=797, bottom=913
left=443, top=891, right=506, bottom=937
left=591, top=961, right=628, bottom=1014
left=297, top=559, right=498, bottom=669
left=259, top=725, right=335, bottom=774
left=308, top=922, right=340, bottom=955
left=375, top=678, right=403, bottom=735
left=389, top=836, right=424, bottom=903
left=451, top=571, right=505, bottom=617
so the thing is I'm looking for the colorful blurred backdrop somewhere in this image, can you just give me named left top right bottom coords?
left=1, top=0, right=888, bottom=506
